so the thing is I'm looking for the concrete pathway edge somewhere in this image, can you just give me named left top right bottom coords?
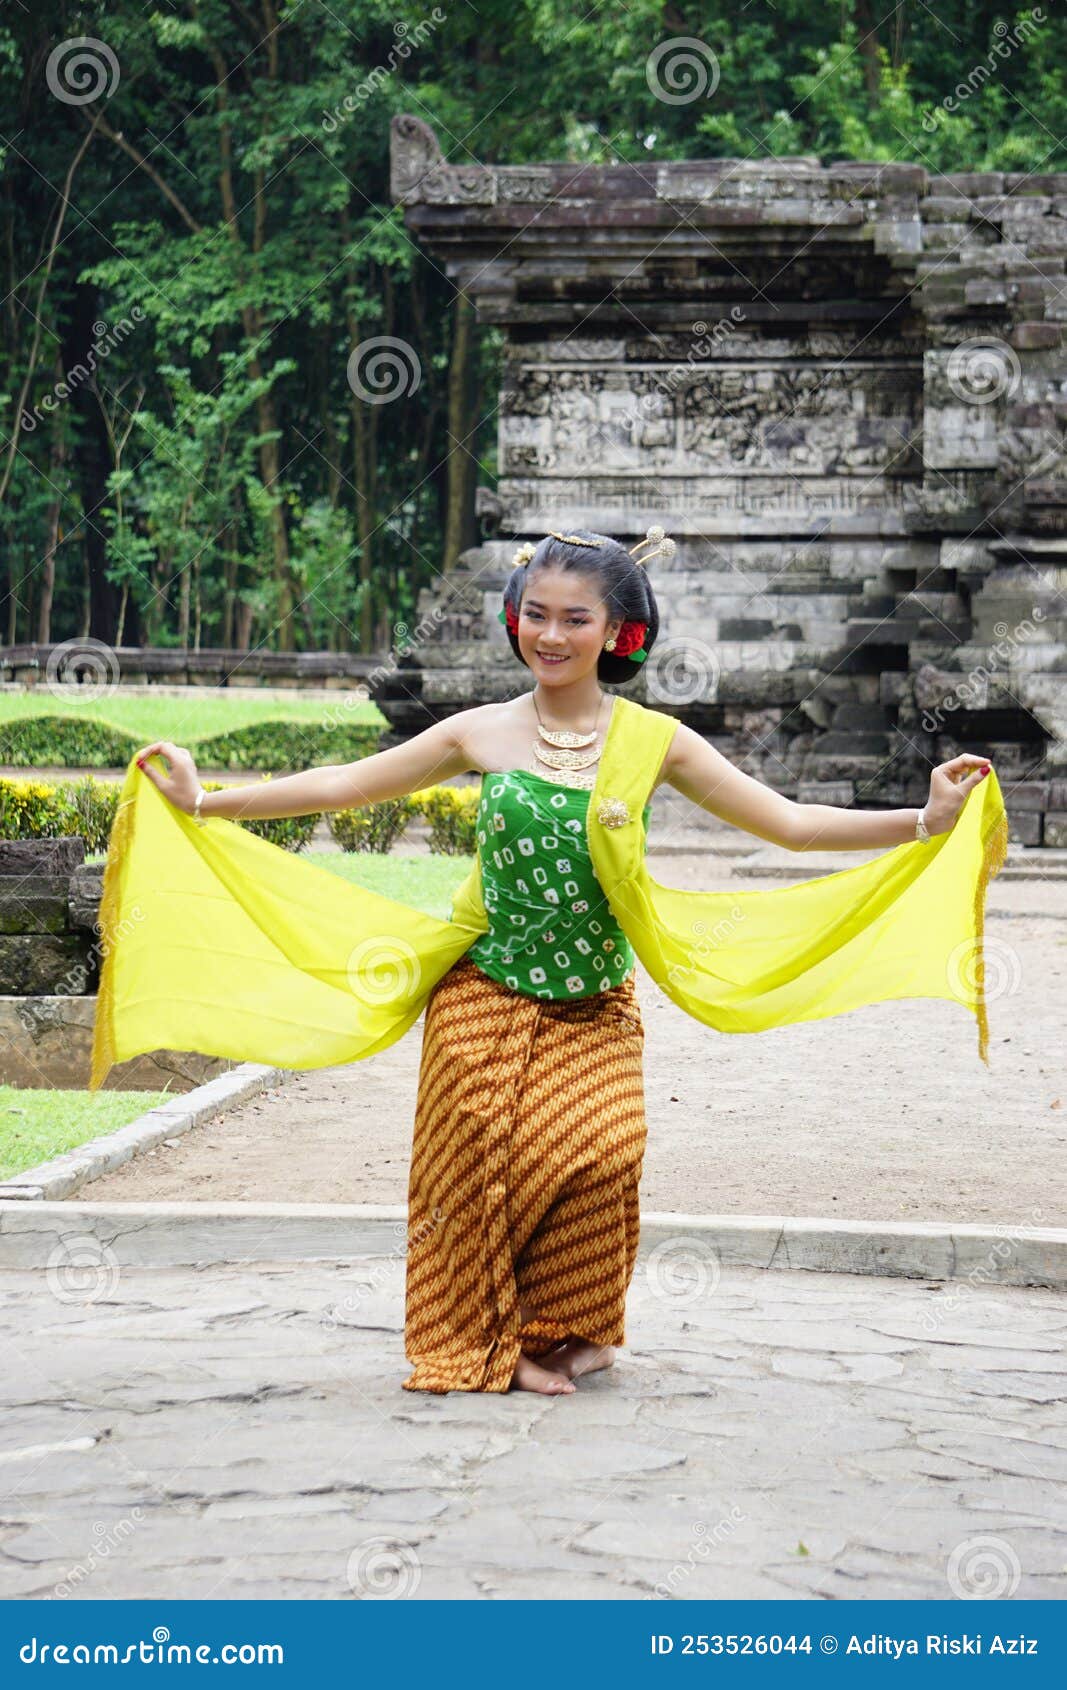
left=1, top=1199, right=1064, bottom=1289
left=0, top=1063, right=280, bottom=1202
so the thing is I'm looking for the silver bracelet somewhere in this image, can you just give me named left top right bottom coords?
left=192, top=786, right=208, bottom=827
left=915, top=804, right=932, bottom=843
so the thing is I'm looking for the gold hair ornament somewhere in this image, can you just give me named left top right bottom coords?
left=628, top=524, right=677, bottom=568
left=547, top=531, right=607, bottom=549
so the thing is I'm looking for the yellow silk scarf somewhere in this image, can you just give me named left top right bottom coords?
left=90, top=695, right=1008, bottom=1090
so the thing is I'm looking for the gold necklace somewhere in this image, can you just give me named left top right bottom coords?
left=531, top=692, right=606, bottom=788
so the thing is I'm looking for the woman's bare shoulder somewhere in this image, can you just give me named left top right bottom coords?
left=444, top=697, right=528, bottom=762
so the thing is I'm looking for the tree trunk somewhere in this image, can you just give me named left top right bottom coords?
left=37, top=375, right=66, bottom=644
left=443, top=288, right=480, bottom=571
left=854, top=1, right=882, bottom=104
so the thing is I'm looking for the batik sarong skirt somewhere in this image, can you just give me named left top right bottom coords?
left=402, top=955, right=648, bottom=1392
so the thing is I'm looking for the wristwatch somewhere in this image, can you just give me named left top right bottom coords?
left=915, top=805, right=932, bottom=843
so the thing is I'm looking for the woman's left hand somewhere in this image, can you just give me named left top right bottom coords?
left=923, top=754, right=993, bottom=835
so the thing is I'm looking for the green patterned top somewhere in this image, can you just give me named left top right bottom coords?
left=465, top=768, right=648, bottom=1000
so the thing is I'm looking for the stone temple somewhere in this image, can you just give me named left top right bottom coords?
left=384, top=115, right=1067, bottom=845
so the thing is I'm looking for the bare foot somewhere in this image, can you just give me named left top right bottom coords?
left=509, top=1351, right=576, bottom=1395
left=539, top=1337, right=615, bottom=1381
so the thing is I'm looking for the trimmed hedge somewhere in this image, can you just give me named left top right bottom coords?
left=0, top=774, right=484, bottom=857
left=0, top=714, right=381, bottom=771
left=0, top=776, right=122, bottom=854
left=329, top=796, right=418, bottom=853
left=0, top=773, right=316, bottom=853
left=411, top=785, right=481, bottom=856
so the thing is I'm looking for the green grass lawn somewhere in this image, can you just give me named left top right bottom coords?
left=83, top=849, right=475, bottom=919
left=319, top=852, right=475, bottom=920
left=0, top=1085, right=173, bottom=1181
left=0, top=689, right=384, bottom=742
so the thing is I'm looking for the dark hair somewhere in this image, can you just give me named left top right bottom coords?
left=501, top=530, right=660, bottom=686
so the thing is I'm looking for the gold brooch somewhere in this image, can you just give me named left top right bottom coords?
left=596, top=797, right=630, bottom=829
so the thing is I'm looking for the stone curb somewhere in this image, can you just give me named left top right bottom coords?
left=0, top=1201, right=1063, bottom=1289
left=0, top=1064, right=281, bottom=1202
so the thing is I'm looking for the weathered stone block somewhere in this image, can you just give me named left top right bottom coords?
left=1007, top=810, right=1042, bottom=845
left=1010, top=323, right=1063, bottom=350
left=0, top=934, right=97, bottom=996
left=1007, top=781, right=1050, bottom=811
left=1043, top=811, right=1067, bottom=847
left=0, top=838, right=85, bottom=874
left=0, top=876, right=71, bottom=935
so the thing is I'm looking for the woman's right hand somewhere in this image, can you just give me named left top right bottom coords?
left=135, top=741, right=203, bottom=814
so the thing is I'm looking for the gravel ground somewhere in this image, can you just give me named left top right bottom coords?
left=77, top=854, right=1067, bottom=1226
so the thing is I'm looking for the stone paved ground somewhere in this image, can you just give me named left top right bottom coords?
left=1, top=1254, right=1065, bottom=1600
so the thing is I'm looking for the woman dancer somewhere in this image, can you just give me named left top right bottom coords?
left=128, top=528, right=997, bottom=1398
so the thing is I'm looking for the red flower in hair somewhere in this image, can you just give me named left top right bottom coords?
left=504, top=600, right=519, bottom=635
left=611, top=618, right=647, bottom=658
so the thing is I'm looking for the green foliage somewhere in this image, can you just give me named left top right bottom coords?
left=51, top=776, right=123, bottom=854
left=0, top=777, right=71, bottom=841
left=0, top=771, right=320, bottom=852
left=412, top=783, right=481, bottom=855
left=329, top=796, right=418, bottom=853
left=0, top=773, right=117, bottom=852
left=1, top=0, right=1063, bottom=660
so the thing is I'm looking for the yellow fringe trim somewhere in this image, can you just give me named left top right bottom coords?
left=88, top=782, right=137, bottom=1092
left=974, top=797, right=1010, bottom=1067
